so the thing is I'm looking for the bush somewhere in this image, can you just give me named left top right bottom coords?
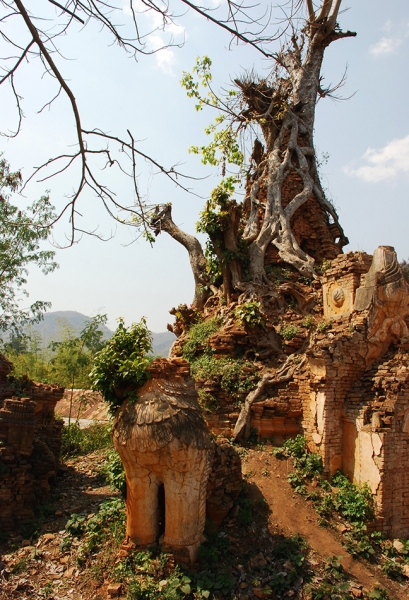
left=234, top=301, right=265, bottom=327
left=190, top=354, right=259, bottom=405
left=331, top=471, right=374, bottom=523
left=61, top=422, right=112, bottom=457
left=280, top=324, right=300, bottom=340
left=101, top=449, right=127, bottom=497
left=90, top=318, right=153, bottom=414
left=181, top=317, right=221, bottom=361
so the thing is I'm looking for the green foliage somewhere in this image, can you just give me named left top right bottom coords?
left=342, top=524, right=377, bottom=560
left=302, top=314, right=315, bottom=329
left=280, top=324, right=300, bottom=340
left=196, top=177, right=237, bottom=235
left=181, top=317, right=221, bottom=361
left=314, top=258, right=332, bottom=274
left=4, top=329, right=52, bottom=383
left=274, top=436, right=322, bottom=496
left=331, top=471, right=374, bottom=523
left=236, top=494, right=254, bottom=526
left=64, top=498, right=126, bottom=561
left=317, top=319, right=332, bottom=333
left=197, top=388, right=220, bottom=412
left=235, top=301, right=265, bottom=327
left=190, top=125, right=243, bottom=168
left=65, top=513, right=87, bottom=536
left=368, top=586, right=391, bottom=600
left=305, top=555, right=353, bottom=599
left=266, top=534, right=308, bottom=595
left=90, top=317, right=153, bottom=414
left=0, top=156, right=58, bottom=333
left=265, top=265, right=292, bottom=283
left=274, top=436, right=377, bottom=565
left=49, top=314, right=108, bottom=389
left=181, top=57, right=242, bottom=170
left=61, top=422, right=113, bottom=457
left=101, top=448, right=127, bottom=497
left=190, top=354, right=259, bottom=405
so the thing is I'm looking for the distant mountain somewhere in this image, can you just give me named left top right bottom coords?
left=31, top=311, right=175, bottom=357
left=31, top=311, right=112, bottom=346
left=151, top=331, right=176, bottom=358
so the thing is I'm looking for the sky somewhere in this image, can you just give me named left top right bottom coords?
left=1, top=0, right=409, bottom=333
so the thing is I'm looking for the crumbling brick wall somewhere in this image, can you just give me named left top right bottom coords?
left=343, top=347, right=409, bottom=538
left=0, top=355, right=64, bottom=532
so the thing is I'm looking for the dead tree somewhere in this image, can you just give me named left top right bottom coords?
left=2, top=1, right=354, bottom=306
left=153, top=0, right=354, bottom=304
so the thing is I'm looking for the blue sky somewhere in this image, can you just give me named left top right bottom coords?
left=2, top=0, right=409, bottom=332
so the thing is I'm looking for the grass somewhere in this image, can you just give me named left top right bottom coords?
left=61, top=421, right=112, bottom=457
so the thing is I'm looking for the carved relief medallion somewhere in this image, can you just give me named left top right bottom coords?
left=332, top=287, right=345, bottom=308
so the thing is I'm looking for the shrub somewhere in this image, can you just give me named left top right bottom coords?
left=182, top=317, right=221, bottom=361
left=302, top=314, right=314, bottom=329
left=90, top=318, right=153, bottom=414
left=331, top=471, right=374, bottom=523
left=190, top=354, right=259, bottom=405
left=280, top=324, right=300, bottom=340
left=317, top=319, right=332, bottom=333
left=235, top=301, right=265, bottom=327
left=101, top=449, right=127, bottom=497
left=61, top=422, right=112, bottom=457
left=197, top=388, right=220, bottom=412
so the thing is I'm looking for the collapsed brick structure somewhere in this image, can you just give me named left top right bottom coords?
left=170, top=245, right=409, bottom=539
left=0, top=355, right=64, bottom=532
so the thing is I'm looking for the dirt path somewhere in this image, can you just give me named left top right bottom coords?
left=245, top=449, right=408, bottom=600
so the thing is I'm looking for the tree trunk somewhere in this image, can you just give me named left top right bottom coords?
left=151, top=204, right=216, bottom=308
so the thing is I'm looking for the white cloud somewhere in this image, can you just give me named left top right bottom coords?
left=383, top=20, right=393, bottom=34
left=344, top=135, right=409, bottom=183
left=148, top=34, right=176, bottom=74
left=370, top=36, right=402, bottom=56
left=122, top=2, right=184, bottom=74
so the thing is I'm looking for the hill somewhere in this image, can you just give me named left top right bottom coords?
left=31, top=311, right=175, bottom=357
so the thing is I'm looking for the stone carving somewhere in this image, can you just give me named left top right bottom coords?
left=332, top=286, right=345, bottom=308
left=354, top=246, right=409, bottom=363
left=112, top=358, right=214, bottom=564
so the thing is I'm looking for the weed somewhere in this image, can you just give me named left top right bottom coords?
left=302, top=314, right=315, bottom=329
left=381, top=558, right=404, bottom=581
left=235, top=301, right=265, bottom=327
left=182, top=317, right=221, bottom=361
left=101, top=448, right=126, bottom=497
left=65, top=513, right=87, bottom=536
left=342, top=524, right=376, bottom=560
left=236, top=493, right=254, bottom=526
left=368, top=585, right=391, bottom=599
left=255, top=442, right=266, bottom=451
left=266, top=266, right=292, bottom=283
left=59, top=536, right=73, bottom=552
left=190, top=354, right=259, bottom=406
left=90, top=318, right=153, bottom=414
left=331, top=471, right=374, bottom=523
left=317, top=319, right=332, bottom=333
left=40, top=582, right=54, bottom=599
left=314, top=258, right=332, bottom=274
left=197, top=388, right=220, bottom=412
left=61, top=421, right=112, bottom=457
left=10, top=556, right=29, bottom=574
left=280, top=324, right=300, bottom=340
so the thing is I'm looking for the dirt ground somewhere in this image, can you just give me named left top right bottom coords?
left=244, top=448, right=409, bottom=600
left=0, top=446, right=408, bottom=600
